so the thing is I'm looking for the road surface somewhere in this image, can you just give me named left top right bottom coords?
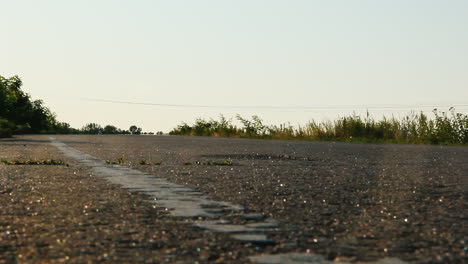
left=0, top=135, right=466, bottom=263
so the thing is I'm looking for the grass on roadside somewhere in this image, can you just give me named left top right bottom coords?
left=169, top=108, right=468, bottom=145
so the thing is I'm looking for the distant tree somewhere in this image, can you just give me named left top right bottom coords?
left=0, top=75, right=142, bottom=137
left=129, top=125, right=142, bottom=135
left=103, top=125, right=119, bottom=134
left=54, top=122, right=78, bottom=134
left=81, top=123, right=103, bottom=134
left=0, top=75, right=62, bottom=136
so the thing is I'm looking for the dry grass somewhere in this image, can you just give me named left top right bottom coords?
left=169, top=109, right=467, bottom=145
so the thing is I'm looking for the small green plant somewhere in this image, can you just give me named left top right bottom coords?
left=139, top=159, right=148, bottom=165
left=116, top=156, right=125, bottom=164
left=105, top=156, right=126, bottom=165
left=183, top=162, right=192, bottom=165
left=153, top=161, right=162, bottom=165
left=204, top=160, right=233, bottom=166
left=1, top=159, right=67, bottom=165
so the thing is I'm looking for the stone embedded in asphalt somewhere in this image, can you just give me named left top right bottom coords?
left=231, top=234, right=274, bottom=244
left=242, top=213, right=266, bottom=220
left=246, top=219, right=279, bottom=229
left=194, top=220, right=269, bottom=233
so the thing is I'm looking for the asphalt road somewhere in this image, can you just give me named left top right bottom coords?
left=1, top=135, right=467, bottom=263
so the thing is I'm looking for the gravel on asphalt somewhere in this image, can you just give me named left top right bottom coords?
left=0, top=137, right=264, bottom=263
left=1, top=135, right=467, bottom=263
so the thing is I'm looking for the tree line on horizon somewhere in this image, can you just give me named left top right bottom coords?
left=79, top=123, right=153, bottom=135
left=0, top=75, right=146, bottom=137
left=3, top=75, right=467, bottom=144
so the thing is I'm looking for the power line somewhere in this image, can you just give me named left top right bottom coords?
left=81, top=98, right=468, bottom=111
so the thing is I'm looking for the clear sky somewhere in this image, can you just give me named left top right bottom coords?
left=1, top=0, right=467, bottom=132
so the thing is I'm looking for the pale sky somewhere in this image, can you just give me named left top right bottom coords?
left=1, top=0, right=467, bottom=132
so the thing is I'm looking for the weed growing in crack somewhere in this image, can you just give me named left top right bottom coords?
left=207, top=160, right=233, bottom=166
left=105, top=156, right=126, bottom=165
left=194, top=160, right=233, bottom=166
left=116, top=156, right=125, bottom=164
left=1, top=159, right=67, bottom=165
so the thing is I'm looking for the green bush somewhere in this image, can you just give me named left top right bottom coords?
left=0, top=75, right=64, bottom=135
left=0, top=118, right=12, bottom=138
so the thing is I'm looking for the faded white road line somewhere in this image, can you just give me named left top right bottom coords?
left=50, top=138, right=407, bottom=264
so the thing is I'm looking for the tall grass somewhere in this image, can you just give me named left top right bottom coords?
left=169, top=109, right=468, bottom=145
